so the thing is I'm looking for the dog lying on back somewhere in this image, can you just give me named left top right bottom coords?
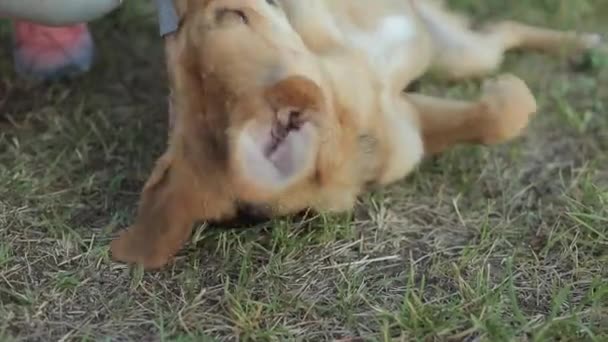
left=110, top=0, right=602, bottom=269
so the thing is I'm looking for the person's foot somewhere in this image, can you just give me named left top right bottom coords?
left=12, top=20, right=94, bottom=81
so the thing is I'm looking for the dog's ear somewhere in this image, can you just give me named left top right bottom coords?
left=111, top=0, right=237, bottom=270
left=110, top=140, right=238, bottom=269
left=232, top=76, right=325, bottom=202
left=111, top=143, right=240, bottom=270
left=110, top=153, right=201, bottom=269
left=113, top=0, right=196, bottom=269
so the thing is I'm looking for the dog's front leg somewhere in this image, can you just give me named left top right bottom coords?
left=406, top=74, right=538, bottom=155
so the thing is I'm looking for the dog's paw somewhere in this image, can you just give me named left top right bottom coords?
left=570, top=34, right=608, bottom=72
left=578, top=33, right=603, bottom=51
left=110, top=226, right=174, bottom=270
left=479, top=73, right=538, bottom=145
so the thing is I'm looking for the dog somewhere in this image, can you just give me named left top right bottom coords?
left=110, top=0, right=602, bottom=269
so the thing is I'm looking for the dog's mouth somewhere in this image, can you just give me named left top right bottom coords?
left=265, top=109, right=304, bottom=157
left=235, top=108, right=317, bottom=193
left=262, top=109, right=313, bottom=177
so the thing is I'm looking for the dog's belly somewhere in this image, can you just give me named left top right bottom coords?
left=347, top=15, right=418, bottom=78
left=282, top=0, right=432, bottom=90
left=281, top=0, right=427, bottom=186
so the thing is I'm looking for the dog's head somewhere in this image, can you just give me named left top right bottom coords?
left=172, top=0, right=330, bottom=201
left=110, top=0, right=330, bottom=269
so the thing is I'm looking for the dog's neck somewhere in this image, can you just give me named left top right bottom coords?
left=319, top=50, right=380, bottom=125
left=298, top=54, right=382, bottom=204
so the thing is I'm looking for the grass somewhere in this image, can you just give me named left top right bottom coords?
left=0, top=1, right=607, bottom=341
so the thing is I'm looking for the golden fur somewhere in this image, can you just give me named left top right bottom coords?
left=110, top=0, right=602, bottom=269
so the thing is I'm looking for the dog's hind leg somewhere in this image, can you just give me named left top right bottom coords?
left=480, top=21, right=602, bottom=56
left=414, top=1, right=602, bottom=80
left=405, top=74, right=537, bottom=154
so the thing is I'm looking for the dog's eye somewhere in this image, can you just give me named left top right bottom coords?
left=216, top=8, right=248, bottom=25
left=266, top=0, right=278, bottom=6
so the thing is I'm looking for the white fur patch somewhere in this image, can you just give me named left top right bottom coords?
left=380, top=16, right=416, bottom=44
left=238, top=129, right=285, bottom=191
left=235, top=122, right=318, bottom=193
left=350, top=15, right=416, bottom=67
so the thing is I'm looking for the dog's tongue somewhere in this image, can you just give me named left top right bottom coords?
left=268, top=134, right=297, bottom=177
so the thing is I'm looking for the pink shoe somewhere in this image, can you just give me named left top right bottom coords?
left=12, top=20, right=94, bottom=80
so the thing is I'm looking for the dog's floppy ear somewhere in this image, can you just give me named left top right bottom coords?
left=111, top=0, right=195, bottom=269
left=109, top=153, right=202, bottom=269
left=111, top=0, right=239, bottom=269
left=232, top=76, right=325, bottom=202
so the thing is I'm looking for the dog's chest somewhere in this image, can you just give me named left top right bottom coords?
left=341, top=15, right=417, bottom=76
left=349, top=16, right=415, bottom=62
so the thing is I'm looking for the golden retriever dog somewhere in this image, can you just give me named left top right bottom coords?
left=110, top=0, right=602, bottom=269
